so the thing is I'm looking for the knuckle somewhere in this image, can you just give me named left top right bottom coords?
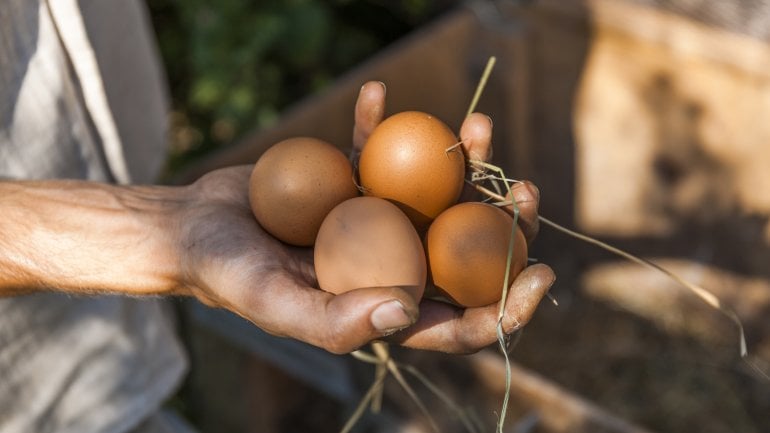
left=503, top=315, right=524, bottom=335
left=451, top=312, right=482, bottom=355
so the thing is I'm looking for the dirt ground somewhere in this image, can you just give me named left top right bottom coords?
left=361, top=256, right=770, bottom=433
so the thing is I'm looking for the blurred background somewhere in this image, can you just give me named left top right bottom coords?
left=150, top=1, right=770, bottom=432
left=148, top=0, right=458, bottom=175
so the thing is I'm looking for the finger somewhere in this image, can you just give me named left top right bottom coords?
left=352, top=81, right=386, bottom=158
left=240, top=277, right=419, bottom=354
left=504, top=180, right=540, bottom=244
left=459, top=112, right=493, bottom=162
left=389, top=263, right=555, bottom=353
left=458, top=113, right=494, bottom=203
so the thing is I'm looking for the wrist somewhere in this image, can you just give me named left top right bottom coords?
left=111, top=183, right=192, bottom=296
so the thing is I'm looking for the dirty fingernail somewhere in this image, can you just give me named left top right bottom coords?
left=371, top=300, right=413, bottom=334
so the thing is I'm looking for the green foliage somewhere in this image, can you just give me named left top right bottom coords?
left=147, top=0, right=456, bottom=171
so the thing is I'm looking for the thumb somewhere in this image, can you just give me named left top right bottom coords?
left=319, top=286, right=419, bottom=354
left=255, top=285, right=419, bottom=355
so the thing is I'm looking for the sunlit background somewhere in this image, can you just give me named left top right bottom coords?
left=147, top=1, right=770, bottom=432
left=147, top=0, right=458, bottom=173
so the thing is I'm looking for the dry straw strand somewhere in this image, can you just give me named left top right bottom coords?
left=473, top=182, right=750, bottom=360
left=466, top=57, right=497, bottom=118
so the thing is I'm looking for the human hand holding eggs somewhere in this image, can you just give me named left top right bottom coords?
left=217, top=81, right=554, bottom=354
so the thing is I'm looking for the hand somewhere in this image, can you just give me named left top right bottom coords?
left=176, top=165, right=420, bottom=354
left=178, top=82, right=554, bottom=355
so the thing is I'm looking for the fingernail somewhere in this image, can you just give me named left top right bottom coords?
left=378, top=81, right=387, bottom=93
left=371, top=300, right=413, bottom=334
left=486, top=114, right=493, bottom=129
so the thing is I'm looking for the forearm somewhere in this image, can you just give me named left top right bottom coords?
left=0, top=180, right=188, bottom=296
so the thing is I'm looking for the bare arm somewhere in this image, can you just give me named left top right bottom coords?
left=0, top=180, right=186, bottom=296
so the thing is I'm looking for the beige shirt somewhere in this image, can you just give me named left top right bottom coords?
left=0, top=1, right=187, bottom=432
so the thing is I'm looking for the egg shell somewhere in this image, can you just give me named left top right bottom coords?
left=358, top=111, right=465, bottom=231
left=425, top=202, right=528, bottom=308
left=249, top=137, right=358, bottom=246
left=314, top=196, right=426, bottom=301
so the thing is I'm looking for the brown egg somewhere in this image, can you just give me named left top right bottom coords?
left=314, top=196, right=426, bottom=301
left=425, top=202, right=528, bottom=308
left=358, top=111, right=465, bottom=231
left=249, top=137, right=358, bottom=246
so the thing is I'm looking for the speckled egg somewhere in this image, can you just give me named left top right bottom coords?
left=249, top=137, right=358, bottom=246
left=358, top=111, right=465, bottom=231
left=425, top=202, right=528, bottom=307
left=314, top=196, right=426, bottom=301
